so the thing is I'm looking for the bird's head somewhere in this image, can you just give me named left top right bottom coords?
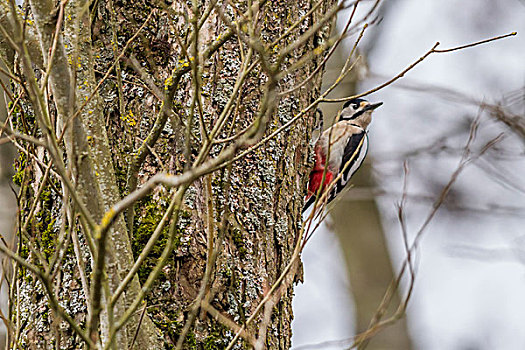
left=339, top=98, right=382, bottom=128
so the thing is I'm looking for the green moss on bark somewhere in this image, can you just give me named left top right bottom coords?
left=132, top=195, right=181, bottom=284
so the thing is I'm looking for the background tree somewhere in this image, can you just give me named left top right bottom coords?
left=321, top=13, right=413, bottom=346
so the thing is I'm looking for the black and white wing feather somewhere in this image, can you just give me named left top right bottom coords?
left=328, top=129, right=368, bottom=202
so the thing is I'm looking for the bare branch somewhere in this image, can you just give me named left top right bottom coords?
left=323, top=32, right=517, bottom=103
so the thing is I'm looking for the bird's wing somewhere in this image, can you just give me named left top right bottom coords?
left=330, top=130, right=368, bottom=202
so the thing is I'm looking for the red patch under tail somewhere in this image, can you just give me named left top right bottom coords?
left=307, top=145, right=333, bottom=198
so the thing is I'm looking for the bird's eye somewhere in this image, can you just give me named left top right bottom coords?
left=352, top=104, right=359, bottom=110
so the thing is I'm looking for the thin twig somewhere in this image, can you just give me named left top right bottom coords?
left=323, top=32, right=517, bottom=103
left=351, top=117, right=504, bottom=348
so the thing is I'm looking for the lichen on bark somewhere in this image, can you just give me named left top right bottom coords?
left=6, top=0, right=335, bottom=348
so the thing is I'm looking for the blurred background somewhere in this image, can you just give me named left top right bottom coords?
left=293, top=1, right=525, bottom=349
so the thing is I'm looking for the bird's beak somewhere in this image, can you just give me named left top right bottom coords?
left=363, top=102, right=383, bottom=112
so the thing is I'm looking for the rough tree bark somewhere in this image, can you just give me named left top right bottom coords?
left=1, top=0, right=335, bottom=348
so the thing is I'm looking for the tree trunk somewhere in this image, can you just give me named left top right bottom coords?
left=2, top=0, right=335, bottom=348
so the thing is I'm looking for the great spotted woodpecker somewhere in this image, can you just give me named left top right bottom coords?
left=303, top=98, right=382, bottom=213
